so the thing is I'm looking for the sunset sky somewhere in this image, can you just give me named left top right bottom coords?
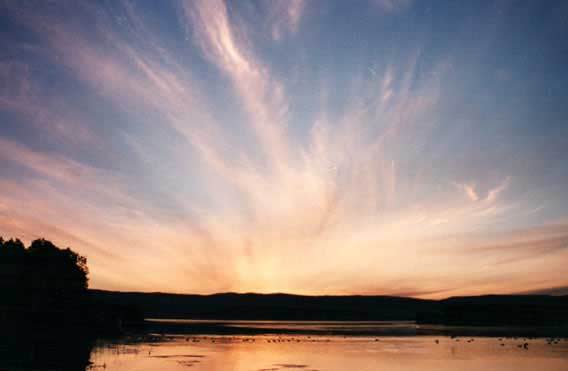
left=1, top=0, right=568, bottom=298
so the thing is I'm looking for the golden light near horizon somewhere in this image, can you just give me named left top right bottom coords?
left=1, top=0, right=568, bottom=298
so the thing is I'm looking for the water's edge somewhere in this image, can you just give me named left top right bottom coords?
left=144, top=319, right=568, bottom=337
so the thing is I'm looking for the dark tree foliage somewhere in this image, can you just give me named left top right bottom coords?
left=1, top=236, right=142, bottom=334
left=27, top=238, right=89, bottom=291
left=0, top=237, right=89, bottom=310
left=0, top=237, right=26, bottom=256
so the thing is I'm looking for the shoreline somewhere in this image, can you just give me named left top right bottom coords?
left=143, top=319, right=568, bottom=338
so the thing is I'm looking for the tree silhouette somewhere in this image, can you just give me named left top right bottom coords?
left=27, top=238, right=89, bottom=292
left=0, top=237, right=89, bottom=312
left=0, top=237, right=26, bottom=258
left=1, top=236, right=142, bottom=335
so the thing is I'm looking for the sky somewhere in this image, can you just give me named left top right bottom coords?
left=1, top=0, right=568, bottom=298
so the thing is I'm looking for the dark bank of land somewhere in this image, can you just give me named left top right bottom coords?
left=90, top=290, right=432, bottom=321
left=90, top=289, right=568, bottom=336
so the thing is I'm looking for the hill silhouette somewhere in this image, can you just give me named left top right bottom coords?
left=90, top=289, right=568, bottom=330
left=90, top=290, right=434, bottom=321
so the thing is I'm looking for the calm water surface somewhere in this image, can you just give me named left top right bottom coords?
left=3, top=322, right=568, bottom=370
left=89, top=333, right=568, bottom=371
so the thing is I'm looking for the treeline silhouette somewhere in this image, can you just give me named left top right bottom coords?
left=0, top=237, right=142, bottom=334
left=91, top=290, right=568, bottom=329
left=419, top=295, right=568, bottom=327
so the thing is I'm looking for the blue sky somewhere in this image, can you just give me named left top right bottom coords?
left=1, top=0, right=568, bottom=297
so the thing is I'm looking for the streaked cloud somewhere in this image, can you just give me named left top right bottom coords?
left=1, top=0, right=567, bottom=298
left=454, top=182, right=480, bottom=202
left=453, top=177, right=510, bottom=204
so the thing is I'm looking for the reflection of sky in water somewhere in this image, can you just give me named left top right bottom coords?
left=90, top=335, right=568, bottom=371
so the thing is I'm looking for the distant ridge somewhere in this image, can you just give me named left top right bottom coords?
left=89, top=289, right=568, bottom=326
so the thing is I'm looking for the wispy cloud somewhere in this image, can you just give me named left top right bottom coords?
left=269, top=0, right=305, bottom=41
left=454, top=182, right=480, bottom=201
left=182, top=0, right=291, bottom=170
left=0, top=62, right=98, bottom=148
left=454, top=177, right=511, bottom=204
left=486, top=176, right=511, bottom=203
left=1, top=0, right=566, bottom=297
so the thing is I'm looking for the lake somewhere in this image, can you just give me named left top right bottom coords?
left=90, top=333, right=568, bottom=371
left=2, top=321, right=568, bottom=370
